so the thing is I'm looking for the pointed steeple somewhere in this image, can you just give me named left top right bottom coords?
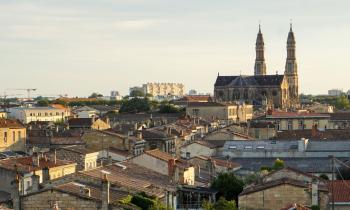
left=285, top=22, right=299, bottom=107
left=254, top=24, right=267, bottom=75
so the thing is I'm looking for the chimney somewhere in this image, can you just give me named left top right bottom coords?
left=298, top=138, right=309, bottom=152
left=101, top=174, right=110, bottom=210
left=136, top=132, right=142, bottom=139
left=311, top=180, right=319, bottom=206
left=11, top=173, right=21, bottom=210
left=32, top=154, right=40, bottom=167
left=31, top=171, right=40, bottom=192
left=311, top=124, right=317, bottom=137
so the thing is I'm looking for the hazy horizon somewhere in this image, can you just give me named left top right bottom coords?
left=1, top=0, right=350, bottom=98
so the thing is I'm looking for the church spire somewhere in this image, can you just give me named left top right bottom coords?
left=254, top=24, right=267, bottom=75
left=285, top=22, right=299, bottom=107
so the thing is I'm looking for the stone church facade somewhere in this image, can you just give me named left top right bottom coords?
left=214, top=25, right=299, bottom=109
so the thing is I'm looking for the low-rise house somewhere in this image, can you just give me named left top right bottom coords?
left=131, top=149, right=195, bottom=185
left=276, top=128, right=350, bottom=140
left=248, top=121, right=276, bottom=139
left=141, top=129, right=176, bottom=154
left=231, top=157, right=340, bottom=179
left=73, top=106, right=98, bottom=118
left=0, top=119, right=26, bottom=152
left=260, top=110, right=330, bottom=131
left=26, top=129, right=85, bottom=153
left=16, top=179, right=135, bottom=210
left=204, top=129, right=253, bottom=141
left=82, top=130, right=145, bottom=157
left=221, top=139, right=350, bottom=158
left=78, top=162, right=177, bottom=208
left=180, top=140, right=225, bottom=159
left=189, top=156, right=241, bottom=176
left=55, top=145, right=99, bottom=171
left=0, top=155, right=76, bottom=195
left=186, top=102, right=253, bottom=124
left=239, top=167, right=329, bottom=210
left=8, top=106, right=70, bottom=124
left=329, top=112, right=350, bottom=129
left=68, top=117, right=111, bottom=130
left=327, top=180, right=350, bottom=209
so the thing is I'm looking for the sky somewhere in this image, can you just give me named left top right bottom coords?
left=1, top=0, right=350, bottom=98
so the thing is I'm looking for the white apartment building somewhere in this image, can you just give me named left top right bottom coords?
left=8, top=106, right=70, bottom=124
left=328, top=89, right=343, bottom=96
left=130, top=83, right=185, bottom=98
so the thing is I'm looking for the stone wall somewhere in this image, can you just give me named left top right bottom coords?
left=238, top=184, right=329, bottom=210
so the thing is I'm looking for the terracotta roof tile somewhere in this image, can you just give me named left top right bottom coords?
left=327, top=180, right=350, bottom=203
left=0, top=119, right=24, bottom=128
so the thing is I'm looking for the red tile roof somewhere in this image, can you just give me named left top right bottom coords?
left=267, top=111, right=330, bottom=119
left=0, top=156, right=75, bottom=174
left=327, top=180, right=350, bottom=203
left=145, top=149, right=174, bottom=162
left=0, top=119, right=24, bottom=128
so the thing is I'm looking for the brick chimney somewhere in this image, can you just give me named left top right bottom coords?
left=101, top=173, right=110, bottom=210
left=11, top=173, right=21, bottom=210
left=168, top=158, right=177, bottom=182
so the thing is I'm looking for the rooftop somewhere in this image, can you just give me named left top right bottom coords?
left=327, top=180, right=350, bottom=203
left=79, top=162, right=175, bottom=197
left=60, top=145, right=98, bottom=154
left=0, top=119, right=24, bottom=129
left=0, top=156, right=75, bottom=174
left=240, top=177, right=328, bottom=196
left=267, top=111, right=330, bottom=119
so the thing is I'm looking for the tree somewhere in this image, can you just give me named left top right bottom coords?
left=88, top=92, right=103, bottom=98
left=37, top=99, right=50, bottom=107
left=272, top=158, right=285, bottom=170
left=211, top=172, right=244, bottom=202
left=119, top=98, right=150, bottom=113
left=319, top=174, right=329, bottom=180
left=130, top=90, right=145, bottom=97
left=159, top=104, right=181, bottom=113
left=335, top=95, right=350, bottom=110
left=202, top=197, right=237, bottom=210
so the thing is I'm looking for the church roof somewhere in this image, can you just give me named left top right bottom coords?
left=214, top=75, right=285, bottom=87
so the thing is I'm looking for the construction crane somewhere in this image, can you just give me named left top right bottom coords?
left=7, top=88, right=37, bottom=101
left=0, top=92, right=23, bottom=112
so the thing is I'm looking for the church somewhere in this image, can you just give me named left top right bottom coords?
left=214, top=25, right=299, bottom=109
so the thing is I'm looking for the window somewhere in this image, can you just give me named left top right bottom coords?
left=45, top=112, right=48, bottom=116
left=228, top=145, right=237, bottom=149
left=56, top=112, right=59, bottom=116
left=298, top=120, right=304, bottom=130
left=288, top=120, right=293, bottom=130
left=276, top=121, right=281, bottom=131
left=192, top=109, right=199, bottom=116
left=257, top=145, right=265, bottom=149
left=244, top=145, right=253, bottom=150
left=18, top=131, right=21, bottom=139
left=13, top=131, right=15, bottom=142
left=4, top=132, right=7, bottom=143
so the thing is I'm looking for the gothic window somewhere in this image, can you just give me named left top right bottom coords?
left=218, top=91, right=224, bottom=97
left=244, top=89, right=248, bottom=99
left=272, top=90, right=277, bottom=96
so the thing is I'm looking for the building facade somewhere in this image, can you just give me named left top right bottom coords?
left=130, top=83, right=185, bottom=97
left=0, top=119, right=26, bottom=152
left=8, top=106, right=70, bottom=124
left=186, top=102, right=253, bottom=124
left=214, top=25, right=299, bottom=109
